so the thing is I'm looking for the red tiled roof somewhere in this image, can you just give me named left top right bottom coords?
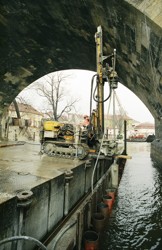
left=9, top=103, right=43, bottom=116
left=135, top=122, right=155, bottom=129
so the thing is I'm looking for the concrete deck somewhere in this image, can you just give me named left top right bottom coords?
left=0, top=142, right=84, bottom=204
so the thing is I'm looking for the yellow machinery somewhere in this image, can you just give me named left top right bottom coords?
left=40, top=26, right=120, bottom=159
left=40, top=120, right=89, bottom=159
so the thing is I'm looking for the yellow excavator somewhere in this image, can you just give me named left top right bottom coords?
left=40, top=26, right=120, bottom=159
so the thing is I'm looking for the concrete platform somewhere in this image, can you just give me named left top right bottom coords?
left=0, top=142, right=82, bottom=204
left=1, top=142, right=108, bottom=249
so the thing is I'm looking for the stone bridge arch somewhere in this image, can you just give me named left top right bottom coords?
left=1, top=0, right=162, bottom=161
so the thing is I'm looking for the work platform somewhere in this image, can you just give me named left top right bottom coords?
left=0, top=142, right=74, bottom=203
left=0, top=142, right=115, bottom=249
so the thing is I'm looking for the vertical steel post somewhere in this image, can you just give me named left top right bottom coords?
left=64, top=170, right=73, bottom=216
left=124, top=120, right=127, bottom=155
left=95, top=26, right=104, bottom=137
left=16, top=190, right=33, bottom=250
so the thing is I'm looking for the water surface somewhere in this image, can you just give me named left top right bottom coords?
left=100, top=142, right=162, bottom=250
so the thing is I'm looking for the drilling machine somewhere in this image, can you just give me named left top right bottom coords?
left=40, top=26, right=121, bottom=159
left=86, top=25, right=120, bottom=158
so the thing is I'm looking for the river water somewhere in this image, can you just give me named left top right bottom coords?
left=100, top=142, right=162, bottom=250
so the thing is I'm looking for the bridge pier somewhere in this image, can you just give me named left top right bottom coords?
left=151, top=118, right=162, bottom=164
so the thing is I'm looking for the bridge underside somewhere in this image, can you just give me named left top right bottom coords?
left=1, top=0, right=162, bottom=161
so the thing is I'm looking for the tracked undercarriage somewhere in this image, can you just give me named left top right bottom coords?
left=41, top=140, right=89, bottom=160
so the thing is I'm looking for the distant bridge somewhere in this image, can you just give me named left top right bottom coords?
left=0, top=0, right=162, bottom=161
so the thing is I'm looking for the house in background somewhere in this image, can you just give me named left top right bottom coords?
left=9, top=103, right=44, bottom=128
left=131, top=122, right=155, bottom=138
left=5, top=103, right=44, bottom=141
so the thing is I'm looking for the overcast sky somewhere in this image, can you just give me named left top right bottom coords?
left=20, top=69, right=154, bottom=124
left=72, top=70, right=154, bottom=123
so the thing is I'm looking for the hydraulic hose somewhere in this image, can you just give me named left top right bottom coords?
left=0, top=236, right=47, bottom=250
left=89, top=74, right=98, bottom=120
left=93, top=76, right=112, bottom=103
left=89, top=74, right=112, bottom=124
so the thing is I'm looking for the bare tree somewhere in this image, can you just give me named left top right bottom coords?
left=34, top=71, right=79, bottom=120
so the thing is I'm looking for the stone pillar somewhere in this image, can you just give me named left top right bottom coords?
left=0, top=107, right=9, bottom=141
left=0, top=113, right=6, bottom=140
left=150, top=118, right=162, bottom=164
left=155, top=118, right=162, bottom=140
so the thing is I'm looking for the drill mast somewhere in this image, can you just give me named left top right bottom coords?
left=94, top=26, right=118, bottom=139
left=95, top=26, right=104, bottom=137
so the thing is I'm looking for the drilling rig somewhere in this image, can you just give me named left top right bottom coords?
left=40, top=26, right=122, bottom=159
